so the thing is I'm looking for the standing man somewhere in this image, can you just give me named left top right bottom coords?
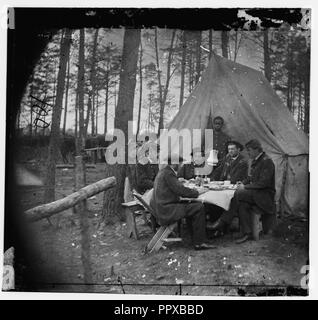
left=210, top=139, right=276, bottom=243
left=150, top=154, right=216, bottom=250
left=212, top=116, right=231, bottom=162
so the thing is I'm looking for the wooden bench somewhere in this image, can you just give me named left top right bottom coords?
left=250, top=206, right=276, bottom=240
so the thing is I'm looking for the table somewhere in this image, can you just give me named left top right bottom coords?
left=141, top=183, right=237, bottom=211
left=185, top=189, right=235, bottom=211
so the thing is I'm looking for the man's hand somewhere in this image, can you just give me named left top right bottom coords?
left=178, top=177, right=186, bottom=183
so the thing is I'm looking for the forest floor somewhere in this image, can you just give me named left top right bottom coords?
left=18, top=162, right=309, bottom=297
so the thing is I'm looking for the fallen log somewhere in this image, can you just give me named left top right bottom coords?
left=25, top=177, right=116, bottom=222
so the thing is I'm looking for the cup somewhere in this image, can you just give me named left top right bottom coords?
left=224, top=180, right=231, bottom=186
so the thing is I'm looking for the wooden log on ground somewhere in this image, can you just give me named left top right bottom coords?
left=25, top=176, right=116, bottom=222
left=56, top=164, right=96, bottom=169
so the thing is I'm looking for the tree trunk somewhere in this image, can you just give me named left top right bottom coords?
left=304, top=54, right=310, bottom=134
left=209, top=29, right=213, bottom=60
left=102, top=28, right=141, bottom=222
left=44, top=29, right=72, bottom=203
left=157, top=29, right=176, bottom=134
left=195, top=31, right=201, bottom=84
left=136, top=44, right=143, bottom=137
left=104, top=71, right=109, bottom=136
left=75, top=92, right=78, bottom=139
left=263, top=29, right=271, bottom=82
left=233, top=31, right=239, bottom=62
left=62, top=49, right=71, bottom=136
left=148, top=90, right=152, bottom=130
left=287, top=70, right=292, bottom=111
left=91, top=92, right=95, bottom=135
left=154, top=28, right=164, bottom=133
left=74, top=155, right=92, bottom=287
left=29, top=74, right=34, bottom=136
left=84, top=93, right=92, bottom=138
left=75, top=28, right=94, bottom=288
left=95, top=92, right=99, bottom=135
left=76, top=29, right=86, bottom=154
left=114, top=80, right=117, bottom=108
left=179, top=30, right=186, bottom=109
left=188, top=50, right=193, bottom=92
left=297, top=79, right=302, bottom=126
left=221, top=31, right=229, bottom=59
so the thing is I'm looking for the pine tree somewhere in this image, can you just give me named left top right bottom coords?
left=44, top=29, right=72, bottom=203
left=102, top=28, right=141, bottom=223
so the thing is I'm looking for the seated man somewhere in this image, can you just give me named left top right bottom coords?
left=210, top=140, right=248, bottom=184
left=211, top=139, right=276, bottom=243
left=135, top=148, right=159, bottom=194
left=177, top=147, right=212, bottom=180
left=150, top=154, right=216, bottom=250
left=207, top=141, right=248, bottom=227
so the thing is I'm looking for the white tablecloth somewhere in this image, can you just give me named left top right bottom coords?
left=197, top=189, right=235, bottom=211
left=141, top=188, right=235, bottom=211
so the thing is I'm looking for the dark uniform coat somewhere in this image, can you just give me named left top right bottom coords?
left=135, top=162, right=159, bottom=194
left=243, top=152, right=276, bottom=215
left=211, top=153, right=248, bottom=184
left=150, top=166, right=200, bottom=226
left=177, top=163, right=195, bottom=180
left=177, top=162, right=208, bottom=180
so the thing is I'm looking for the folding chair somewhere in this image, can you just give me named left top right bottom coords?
left=132, top=191, right=156, bottom=233
left=121, top=200, right=144, bottom=240
left=132, top=191, right=183, bottom=253
left=145, top=222, right=182, bottom=253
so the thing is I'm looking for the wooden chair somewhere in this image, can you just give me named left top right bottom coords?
left=121, top=200, right=144, bottom=240
left=132, top=191, right=156, bottom=232
left=132, top=191, right=183, bottom=253
left=145, top=222, right=182, bottom=253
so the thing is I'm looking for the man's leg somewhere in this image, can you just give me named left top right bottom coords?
left=184, top=202, right=206, bottom=245
left=238, top=202, right=252, bottom=235
left=210, top=192, right=240, bottom=231
left=220, top=196, right=239, bottom=225
left=235, top=189, right=255, bottom=243
left=205, top=204, right=223, bottom=223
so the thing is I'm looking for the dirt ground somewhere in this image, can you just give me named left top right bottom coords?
left=17, top=162, right=309, bottom=296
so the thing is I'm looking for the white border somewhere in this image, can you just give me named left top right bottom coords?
left=0, top=0, right=317, bottom=301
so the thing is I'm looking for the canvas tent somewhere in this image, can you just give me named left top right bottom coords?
left=161, top=53, right=309, bottom=216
